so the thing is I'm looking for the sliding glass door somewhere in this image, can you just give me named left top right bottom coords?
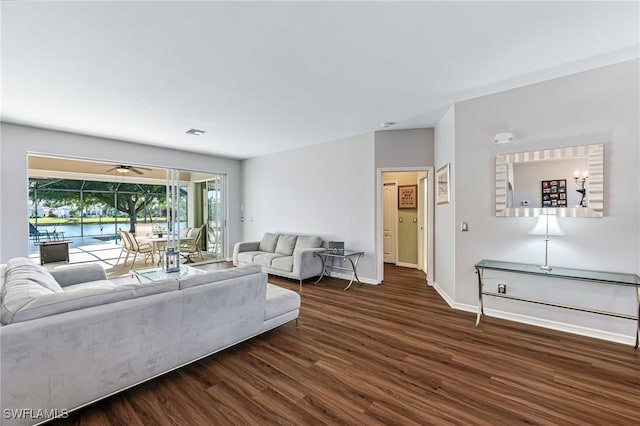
left=202, top=175, right=226, bottom=260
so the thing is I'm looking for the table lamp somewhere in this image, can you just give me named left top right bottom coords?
left=529, top=212, right=564, bottom=271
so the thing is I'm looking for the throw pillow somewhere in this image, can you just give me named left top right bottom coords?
left=275, top=234, right=298, bottom=256
left=294, top=235, right=323, bottom=251
left=258, top=233, right=279, bottom=253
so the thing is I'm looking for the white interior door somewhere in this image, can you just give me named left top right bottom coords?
left=417, top=173, right=427, bottom=274
left=419, top=175, right=428, bottom=275
left=383, top=181, right=397, bottom=263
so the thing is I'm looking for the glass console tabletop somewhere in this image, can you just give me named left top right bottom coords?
left=475, top=259, right=639, bottom=287
left=131, top=265, right=207, bottom=282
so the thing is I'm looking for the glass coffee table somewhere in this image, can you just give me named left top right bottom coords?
left=131, top=265, right=207, bottom=282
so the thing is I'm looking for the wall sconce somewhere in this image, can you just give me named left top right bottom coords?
left=574, top=170, right=588, bottom=207
left=494, top=132, right=515, bottom=144
left=529, top=212, right=565, bottom=271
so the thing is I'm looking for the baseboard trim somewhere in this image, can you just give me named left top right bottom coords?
left=326, top=271, right=379, bottom=285
left=396, top=262, right=418, bottom=268
left=429, top=281, right=636, bottom=346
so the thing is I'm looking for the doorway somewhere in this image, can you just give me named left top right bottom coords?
left=377, top=167, right=433, bottom=284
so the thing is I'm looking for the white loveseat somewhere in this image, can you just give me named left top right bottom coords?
left=233, top=233, right=325, bottom=290
left=0, top=258, right=300, bottom=425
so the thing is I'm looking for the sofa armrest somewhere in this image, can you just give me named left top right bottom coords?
left=293, top=248, right=325, bottom=279
left=50, top=264, right=108, bottom=287
left=233, top=241, right=260, bottom=265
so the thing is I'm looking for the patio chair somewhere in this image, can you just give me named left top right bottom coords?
left=116, top=229, right=133, bottom=265
left=29, top=223, right=43, bottom=242
left=180, top=224, right=205, bottom=263
left=116, top=230, right=153, bottom=266
left=126, top=231, right=154, bottom=266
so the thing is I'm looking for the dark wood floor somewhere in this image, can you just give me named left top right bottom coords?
left=54, top=264, right=640, bottom=425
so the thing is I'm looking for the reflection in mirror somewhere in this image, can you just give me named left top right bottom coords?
left=496, top=144, right=603, bottom=217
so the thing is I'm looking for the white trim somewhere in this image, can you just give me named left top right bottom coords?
left=429, top=281, right=636, bottom=346
left=417, top=172, right=426, bottom=272
left=376, top=166, right=434, bottom=283
left=326, top=270, right=380, bottom=285
left=396, top=262, right=418, bottom=268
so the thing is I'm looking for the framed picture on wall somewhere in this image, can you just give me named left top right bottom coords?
left=436, top=163, right=451, bottom=205
left=541, top=179, right=567, bottom=207
left=398, top=185, right=418, bottom=209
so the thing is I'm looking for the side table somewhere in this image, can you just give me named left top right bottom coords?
left=314, top=250, right=364, bottom=290
left=36, top=240, right=72, bottom=265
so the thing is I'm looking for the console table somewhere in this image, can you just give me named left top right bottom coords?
left=474, top=259, right=640, bottom=348
left=314, top=250, right=364, bottom=290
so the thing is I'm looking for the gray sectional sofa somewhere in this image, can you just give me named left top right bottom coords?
left=233, top=232, right=325, bottom=290
left=0, top=257, right=300, bottom=425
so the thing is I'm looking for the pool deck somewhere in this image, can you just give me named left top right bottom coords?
left=29, top=236, right=222, bottom=279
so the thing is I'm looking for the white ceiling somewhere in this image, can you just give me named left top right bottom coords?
left=2, top=1, right=638, bottom=160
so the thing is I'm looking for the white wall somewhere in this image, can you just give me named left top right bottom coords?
left=241, top=132, right=378, bottom=282
left=373, top=128, right=434, bottom=281
left=374, top=128, right=434, bottom=168
left=451, top=59, right=639, bottom=342
left=0, top=123, right=243, bottom=262
left=433, top=106, right=456, bottom=301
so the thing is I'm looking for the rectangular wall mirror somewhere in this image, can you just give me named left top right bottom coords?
left=495, top=143, right=604, bottom=217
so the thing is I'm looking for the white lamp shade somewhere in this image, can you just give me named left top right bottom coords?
left=529, top=214, right=565, bottom=236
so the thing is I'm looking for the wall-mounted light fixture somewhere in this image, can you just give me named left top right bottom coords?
left=494, top=132, right=515, bottom=144
left=574, top=170, right=589, bottom=207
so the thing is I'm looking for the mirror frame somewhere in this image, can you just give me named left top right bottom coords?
left=495, top=143, right=604, bottom=217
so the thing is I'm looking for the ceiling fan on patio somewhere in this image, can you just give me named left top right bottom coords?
left=104, top=164, right=153, bottom=175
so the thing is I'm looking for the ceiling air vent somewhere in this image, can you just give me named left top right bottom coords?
left=186, top=128, right=206, bottom=136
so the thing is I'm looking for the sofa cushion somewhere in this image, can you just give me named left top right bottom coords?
left=50, top=264, right=107, bottom=287
left=237, top=251, right=264, bottom=264
left=179, top=264, right=263, bottom=290
left=253, top=253, right=288, bottom=268
left=63, top=280, right=117, bottom=293
left=258, top=233, right=279, bottom=253
left=9, top=285, right=137, bottom=324
left=275, top=234, right=298, bottom=256
left=271, top=256, right=294, bottom=272
left=1, top=280, right=56, bottom=324
left=5, top=278, right=179, bottom=324
left=0, top=264, right=7, bottom=291
left=1, top=258, right=66, bottom=324
left=5, top=257, right=63, bottom=293
left=265, top=283, right=301, bottom=320
left=294, top=235, right=324, bottom=251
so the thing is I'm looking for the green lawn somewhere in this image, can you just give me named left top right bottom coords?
left=29, top=217, right=167, bottom=225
